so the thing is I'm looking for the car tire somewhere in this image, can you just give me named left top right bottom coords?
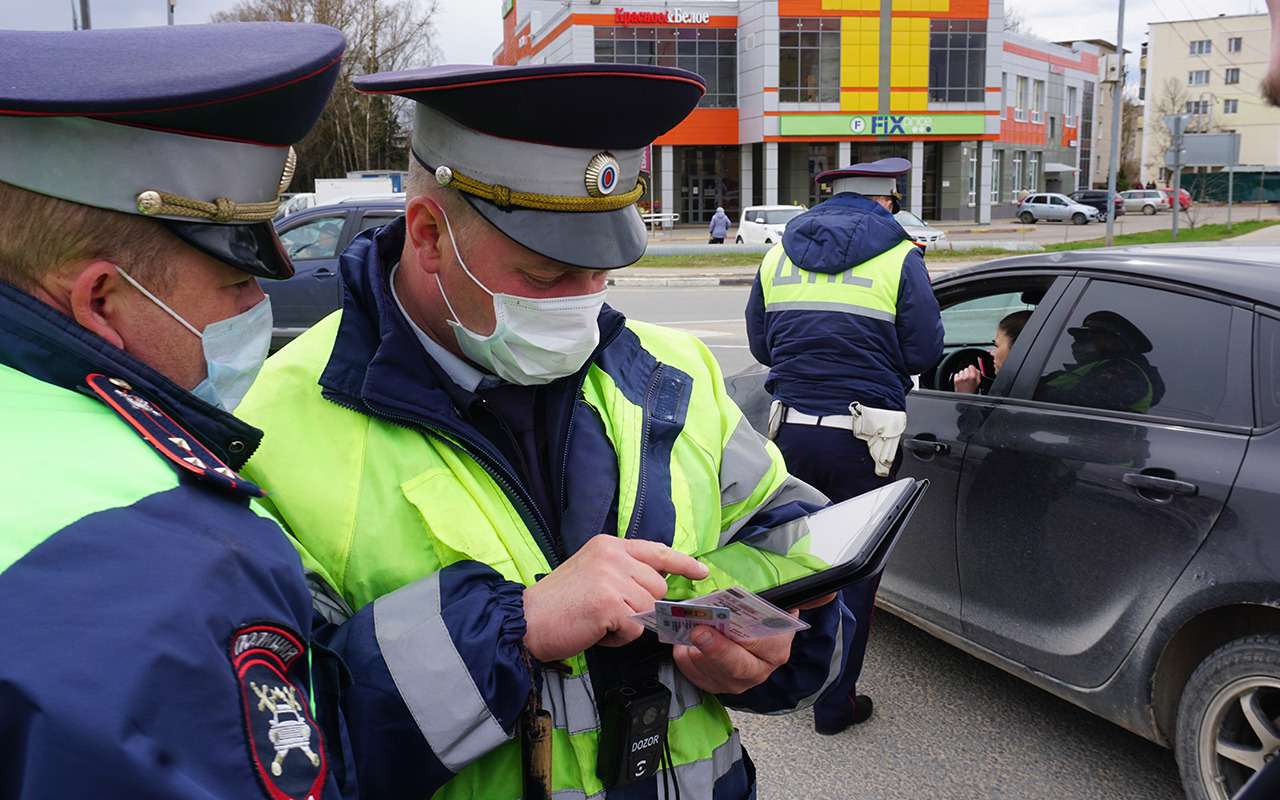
left=1072, top=212, right=1087, bottom=225
left=1175, top=634, right=1280, bottom=800
left=1019, top=211, right=1035, bottom=224
left=735, top=235, right=743, bottom=244
left=1144, top=204, right=1157, bottom=215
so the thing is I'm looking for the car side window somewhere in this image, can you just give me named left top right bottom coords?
left=1032, top=280, right=1236, bottom=422
left=1257, top=315, right=1280, bottom=427
left=1051, top=197, right=1067, bottom=206
left=279, top=215, right=345, bottom=260
left=359, top=214, right=400, bottom=235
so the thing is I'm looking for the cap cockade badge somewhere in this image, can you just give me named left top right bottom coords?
left=584, top=152, right=621, bottom=198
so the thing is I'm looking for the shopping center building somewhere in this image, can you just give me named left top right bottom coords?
left=494, top=0, right=1105, bottom=223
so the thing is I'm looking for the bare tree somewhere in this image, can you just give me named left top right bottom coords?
left=213, top=0, right=440, bottom=190
left=1144, top=78, right=1191, bottom=183
left=1004, top=3, right=1033, bottom=36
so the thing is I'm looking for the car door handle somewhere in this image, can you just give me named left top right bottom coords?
left=903, top=437, right=951, bottom=457
left=1122, top=472, right=1198, bottom=498
left=313, top=268, right=335, bottom=279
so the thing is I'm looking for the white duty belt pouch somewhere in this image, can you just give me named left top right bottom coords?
left=849, top=402, right=908, bottom=477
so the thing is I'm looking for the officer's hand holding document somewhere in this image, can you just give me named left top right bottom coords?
left=637, top=477, right=928, bottom=645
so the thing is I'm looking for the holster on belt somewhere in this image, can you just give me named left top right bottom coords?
left=849, top=402, right=907, bottom=477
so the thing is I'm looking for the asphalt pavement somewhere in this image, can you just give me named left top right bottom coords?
left=608, top=284, right=1186, bottom=800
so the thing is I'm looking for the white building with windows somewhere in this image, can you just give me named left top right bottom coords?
left=1140, top=12, right=1280, bottom=182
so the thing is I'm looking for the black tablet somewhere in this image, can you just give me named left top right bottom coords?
left=757, top=477, right=928, bottom=610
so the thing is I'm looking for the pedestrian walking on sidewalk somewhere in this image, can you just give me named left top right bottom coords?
left=709, top=205, right=730, bottom=243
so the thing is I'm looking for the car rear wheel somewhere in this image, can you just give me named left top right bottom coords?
left=1019, top=211, right=1035, bottom=224
left=1072, top=212, right=1087, bottom=225
left=1176, top=635, right=1280, bottom=800
left=1144, top=204, right=1157, bottom=215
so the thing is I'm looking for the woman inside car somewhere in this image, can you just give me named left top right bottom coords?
left=953, top=309, right=1031, bottom=394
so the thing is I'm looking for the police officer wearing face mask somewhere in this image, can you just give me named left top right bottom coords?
left=237, top=64, right=855, bottom=800
left=0, top=24, right=427, bottom=799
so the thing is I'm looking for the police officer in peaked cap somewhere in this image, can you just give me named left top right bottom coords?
left=235, top=62, right=856, bottom=799
left=746, top=157, right=944, bottom=734
left=0, top=23, right=424, bottom=798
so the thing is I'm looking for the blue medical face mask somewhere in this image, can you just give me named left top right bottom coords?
left=115, top=266, right=273, bottom=412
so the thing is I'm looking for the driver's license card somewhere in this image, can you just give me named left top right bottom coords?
left=636, top=587, right=810, bottom=644
left=650, top=601, right=731, bottom=645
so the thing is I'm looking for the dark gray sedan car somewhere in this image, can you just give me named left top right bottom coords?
left=266, top=199, right=403, bottom=348
left=729, top=246, right=1280, bottom=800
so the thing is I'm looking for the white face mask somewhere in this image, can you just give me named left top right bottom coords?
left=435, top=208, right=607, bottom=386
left=115, top=266, right=273, bottom=412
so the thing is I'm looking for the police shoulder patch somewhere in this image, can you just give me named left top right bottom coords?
left=229, top=623, right=328, bottom=800
left=86, top=373, right=264, bottom=498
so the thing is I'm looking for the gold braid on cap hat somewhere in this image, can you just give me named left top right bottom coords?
left=132, top=147, right=297, bottom=223
left=433, top=163, right=646, bottom=213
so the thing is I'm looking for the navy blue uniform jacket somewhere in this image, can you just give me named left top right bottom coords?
left=745, top=193, right=944, bottom=415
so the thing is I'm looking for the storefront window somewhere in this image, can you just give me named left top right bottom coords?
left=1027, top=151, right=1040, bottom=192
left=595, top=26, right=737, bottom=108
left=928, top=19, right=986, bottom=103
left=779, top=18, right=840, bottom=103
left=674, top=146, right=741, bottom=224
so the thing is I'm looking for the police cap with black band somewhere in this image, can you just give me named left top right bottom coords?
left=0, top=23, right=346, bottom=280
left=354, top=63, right=706, bottom=270
left=817, top=157, right=911, bottom=213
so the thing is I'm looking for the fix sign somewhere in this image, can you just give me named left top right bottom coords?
left=613, top=8, right=712, bottom=25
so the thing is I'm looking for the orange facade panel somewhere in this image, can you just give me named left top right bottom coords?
left=654, top=108, right=739, bottom=146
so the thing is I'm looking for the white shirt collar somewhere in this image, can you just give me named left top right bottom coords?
left=388, top=263, right=499, bottom=393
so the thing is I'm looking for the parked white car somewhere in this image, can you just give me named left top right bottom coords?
left=894, top=210, right=947, bottom=249
left=735, top=205, right=805, bottom=245
left=1120, top=189, right=1171, bottom=215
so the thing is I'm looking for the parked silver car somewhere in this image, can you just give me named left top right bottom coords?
left=1017, top=192, right=1100, bottom=225
left=1120, top=189, right=1171, bottom=215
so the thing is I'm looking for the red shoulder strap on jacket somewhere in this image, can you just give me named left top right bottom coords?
left=86, top=373, right=265, bottom=498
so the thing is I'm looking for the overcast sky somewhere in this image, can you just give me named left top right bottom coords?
left=0, top=0, right=1269, bottom=77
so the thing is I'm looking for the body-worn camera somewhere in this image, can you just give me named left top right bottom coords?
left=596, top=678, right=672, bottom=789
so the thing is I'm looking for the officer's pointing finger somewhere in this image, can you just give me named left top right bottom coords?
left=624, top=539, right=709, bottom=580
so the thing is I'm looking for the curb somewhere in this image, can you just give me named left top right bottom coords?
left=609, top=274, right=757, bottom=288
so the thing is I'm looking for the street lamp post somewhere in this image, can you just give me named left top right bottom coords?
left=1104, top=0, right=1125, bottom=247
left=78, top=0, right=91, bottom=29
left=167, top=0, right=175, bottom=25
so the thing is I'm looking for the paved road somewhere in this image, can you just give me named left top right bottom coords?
left=647, top=203, right=1279, bottom=248
left=609, top=285, right=1186, bottom=800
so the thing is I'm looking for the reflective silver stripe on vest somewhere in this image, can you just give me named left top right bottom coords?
left=766, top=611, right=847, bottom=714
left=542, top=662, right=704, bottom=736
left=546, top=730, right=746, bottom=800
left=764, top=299, right=896, bottom=321
left=541, top=669, right=599, bottom=736
left=659, top=729, right=745, bottom=799
left=372, top=575, right=511, bottom=772
left=719, top=474, right=828, bottom=546
left=659, top=660, right=708, bottom=723
left=719, top=415, right=776, bottom=508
